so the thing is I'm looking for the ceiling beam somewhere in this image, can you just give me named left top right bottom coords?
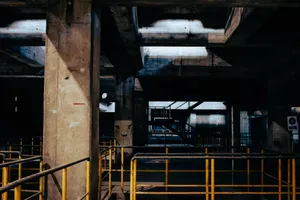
left=1, top=0, right=300, bottom=7
left=0, top=33, right=45, bottom=46
left=139, top=32, right=225, bottom=46
left=0, top=48, right=43, bottom=68
left=110, top=6, right=143, bottom=75
left=99, top=0, right=300, bottom=7
left=138, top=65, right=265, bottom=78
left=225, top=8, right=277, bottom=45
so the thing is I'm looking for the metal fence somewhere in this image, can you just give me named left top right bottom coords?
left=99, top=146, right=299, bottom=200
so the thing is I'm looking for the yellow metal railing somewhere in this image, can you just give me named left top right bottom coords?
left=99, top=146, right=257, bottom=197
left=5, top=137, right=43, bottom=156
left=99, top=146, right=299, bottom=200
left=0, top=157, right=90, bottom=200
left=0, top=155, right=42, bottom=200
left=0, top=151, right=41, bottom=188
left=130, top=152, right=299, bottom=200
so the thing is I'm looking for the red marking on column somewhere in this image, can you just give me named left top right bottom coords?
left=73, top=103, right=85, bottom=106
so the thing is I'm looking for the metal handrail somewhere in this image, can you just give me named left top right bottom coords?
left=0, top=156, right=41, bottom=168
left=130, top=152, right=299, bottom=200
left=0, top=156, right=89, bottom=194
left=132, top=154, right=300, bottom=159
left=0, top=151, right=21, bottom=156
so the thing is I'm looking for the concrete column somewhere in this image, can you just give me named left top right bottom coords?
left=43, top=1, right=100, bottom=199
left=267, top=80, right=292, bottom=152
left=133, top=92, right=147, bottom=146
left=115, top=76, right=134, bottom=154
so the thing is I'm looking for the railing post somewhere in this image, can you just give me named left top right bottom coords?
left=14, top=185, right=21, bottom=200
left=247, top=147, right=250, bottom=192
left=18, top=155, right=22, bottom=199
left=86, top=161, right=90, bottom=200
left=292, top=158, right=296, bottom=200
left=278, top=158, right=282, bottom=200
left=261, top=149, right=264, bottom=193
left=31, top=137, right=34, bottom=155
left=121, top=147, right=124, bottom=192
left=165, top=147, right=168, bottom=192
left=40, top=137, right=43, bottom=155
left=205, top=148, right=209, bottom=200
left=288, top=158, right=291, bottom=200
left=98, top=153, right=102, bottom=200
left=20, top=138, right=23, bottom=153
left=62, top=168, right=67, bottom=200
left=211, top=159, right=215, bottom=200
left=133, top=159, right=137, bottom=200
left=39, top=161, right=43, bottom=200
left=2, top=166, right=8, bottom=200
left=113, top=139, right=117, bottom=164
left=18, top=155, right=22, bottom=180
left=104, top=142, right=107, bottom=169
left=9, top=145, right=12, bottom=182
left=130, top=160, right=133, bottom=200
left=109, top=148, right=112, bottom=196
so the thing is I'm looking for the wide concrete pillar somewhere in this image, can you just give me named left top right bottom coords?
left=43, top=1, right=100, bottom=199
left=115, top=76, right=134, bottom=154
left=267, top=80, right=292, bottom=152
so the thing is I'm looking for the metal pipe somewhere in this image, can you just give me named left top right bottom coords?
left=14, top=186, right=21, bottom=200
left=18, top=155, right=22, bottom=180
left=20, top=139, right=23, bottom=153
left=136, top=184, right=290, bottom=188
left=133, top=159, right=137, bottom=200
left=0, top=156, right=42, bottom=168
left=104, top=142, right=107, bottom=168
left=132, top=155, right=299, bottom=160
left=130, top=160, right=133, bottom=200
left=103, top=169, right=260, bottom=173
left=62, top=168, right=67, bottom=200
left=40, top=138, right=42, bottom=155
left=9, top=145, right=12, bottom=182
left=165, top=147, right=169, bottom=192
left=39, top=161, right=43, bottom=200
left=121, top=147, right=124, bottom=192
left=211, top=159, right=215, bottom=200
left=86, top=161, right=90, bottom=200
left=114, top=139, right=117, bottom=164
left=278, top=159, right=282, bottom=200
left=18, top=154, right=22, bottom=199
left=0, top=157, right=89, bottom=194
left=98, top=153, right=102, bottom=200
left=135, top=191, right=293, bottom=195
left=205, top=153, right=209, bottom=200
left=231, top=106, right=234, bottom=185
left=292, top=158, right=296, bottom=200
left=261, top=149, right=264, bottom=193
left=288, top=159, right=291, bottom=200
left=108, top=148, right=112, bottom=196
left=24, top=192, right=42, bottom=200
left=2, top=167, right=8, bottom=200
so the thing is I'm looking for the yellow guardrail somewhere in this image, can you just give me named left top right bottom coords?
left=4, top=137, right=43, bottom=156
left=0, top=157, right=90, bottom=200
left=130, top=152, right=299, bottom=200
left=0, top=155, right=42, bottom=200
left=99, top=146, right=299, bottom=200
